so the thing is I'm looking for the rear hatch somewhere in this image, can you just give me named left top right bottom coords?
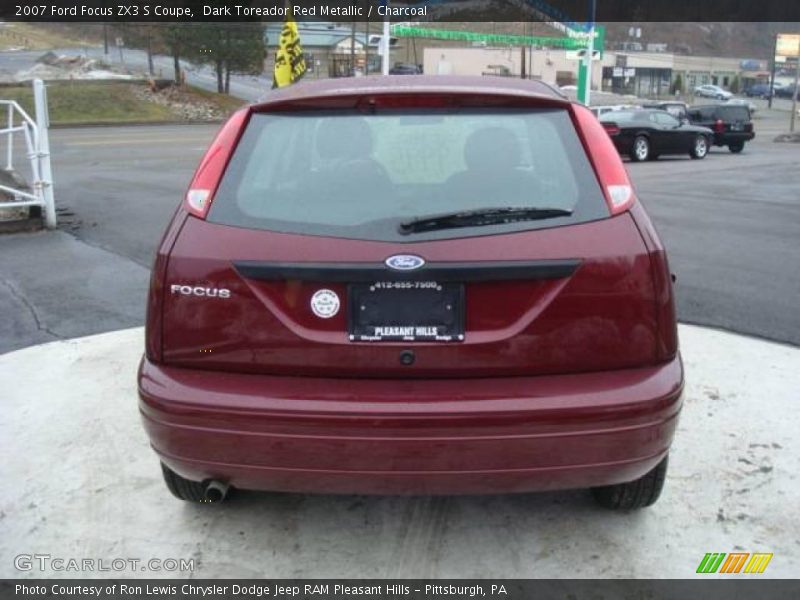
left=716, top=105, right=752, bottom=133
left=157, top=94, right=667, bottom=378
left=690, top=105, right=752, bottom=135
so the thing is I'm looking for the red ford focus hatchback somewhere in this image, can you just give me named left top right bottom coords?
left=138, top=76, right=683, bottom=509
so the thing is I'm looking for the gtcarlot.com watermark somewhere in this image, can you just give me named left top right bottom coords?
left=14, top=553, right=195, bottom=573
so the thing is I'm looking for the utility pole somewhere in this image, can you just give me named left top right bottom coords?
left=350, top=20, right=356, bottom=76
left=103, top=23, right=109, bottom=55
left=146, top=28, right=154, bottom=75
left=381, top=0, right=390, bottom=75
left=790, top=56, right=799, bottom=132
left=768, top=33, right=778, bottom=109
left=528, top=22, right=534, bottom=80
left=365, top=23, right=370, bottom=75
left=577, top=0, right=597, bottom=105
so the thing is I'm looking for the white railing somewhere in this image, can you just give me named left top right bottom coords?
left=0, top=79, right=56, bottom=229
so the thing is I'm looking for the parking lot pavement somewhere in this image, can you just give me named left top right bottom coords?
left=1, top=324, right=798, bottom=579
left=626, top=121, right=800, bottom=346
left=0, top=230, right=149, bottom=354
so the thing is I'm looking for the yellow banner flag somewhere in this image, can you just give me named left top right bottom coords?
left=273, top=11, right=306, bottom=89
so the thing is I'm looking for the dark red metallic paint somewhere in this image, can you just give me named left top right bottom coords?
left=139, top=76, right=683, bottom=495
left=160, top=212, right=660, bottom=378
left=139, top=353, right=682, bottom=495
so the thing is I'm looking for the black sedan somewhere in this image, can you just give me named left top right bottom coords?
left=599, top=109, right=714, bottom=161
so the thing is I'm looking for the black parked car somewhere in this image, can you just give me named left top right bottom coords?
left=389, top=63, right=422, bottom=75
left=599, top=109, right=713, bottom=161
left=686, top=104, right=755, bottom=153
left=775, top=83, right=799, bottom=99
left=744, top=83, right=773, bottom=98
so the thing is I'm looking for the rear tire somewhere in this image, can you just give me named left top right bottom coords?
left=630, top=136, right=650, bottom=162
left=690, top=135, right=708, bottom=159
left=161, top=462, right=218, bottom=503
left=728, top=142, right=745, bottom=153
left=592, top=455, right=668, bottom=510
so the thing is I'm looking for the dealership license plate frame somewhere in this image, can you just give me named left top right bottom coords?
left=348, top=281, right=465, bottom=342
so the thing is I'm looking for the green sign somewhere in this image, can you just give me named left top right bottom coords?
left=391, top=26, right=604, bottom=53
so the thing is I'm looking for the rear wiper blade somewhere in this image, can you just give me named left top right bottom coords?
left=398, top=206, right=573, bottom=235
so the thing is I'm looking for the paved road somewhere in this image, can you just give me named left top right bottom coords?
left=631, top=118, right=800, bottom=346
left=1, top=114, right=799, bottom=354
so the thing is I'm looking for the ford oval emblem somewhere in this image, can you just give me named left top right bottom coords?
left=385, top=254, right=426, bottom=271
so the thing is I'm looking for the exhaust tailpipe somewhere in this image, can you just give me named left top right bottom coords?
left=203, top=480, right=229, bottom=503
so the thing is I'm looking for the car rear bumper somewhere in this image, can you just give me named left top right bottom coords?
left=714, top=132, right=755, bottom=145
left=138, top=356, right=683, bottom=495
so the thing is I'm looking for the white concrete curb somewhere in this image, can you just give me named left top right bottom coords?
left=1, top=325, right=798, bottom=578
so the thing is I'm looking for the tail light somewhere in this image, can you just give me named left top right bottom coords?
left=184, top=108, right=250, bottom=219
left=145, top=208, right=188, bottom=362
left=570, top=104, right=635, bottom=215
left=714, top=118, right=725, bottom=133
left=629, top=204, right=679, bottom=360
left=145, top=251, right=169, bottom=362
left=148, top=107, right=249, bottom=360
left=601, top=122, right=621, bottom=136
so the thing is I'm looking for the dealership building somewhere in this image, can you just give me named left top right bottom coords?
left=263, top=21, right=777, bottom=97
left=421, top=47, right=772, bottom=96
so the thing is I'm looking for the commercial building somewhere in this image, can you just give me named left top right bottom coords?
left=264, top=21, right=387, bottom=78
left=422, top=46, right=770, bottom=97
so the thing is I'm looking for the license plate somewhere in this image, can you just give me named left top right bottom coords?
left=348, top=281, right=464, bottom=342
left=731, top=123, right=744, bottom=131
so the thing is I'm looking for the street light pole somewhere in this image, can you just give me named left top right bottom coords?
left=578, top=0, right=597, bottom=105
left=582, top=22, right=595, bottom=105
left=790, top=56, right=799, bottom=132
left=768, top=33, right=778, bottom=109
left=381, top=0, right=391, bottom=75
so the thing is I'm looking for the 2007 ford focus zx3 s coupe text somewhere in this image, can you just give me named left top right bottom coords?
left=138, top=76, right=683, bottom=509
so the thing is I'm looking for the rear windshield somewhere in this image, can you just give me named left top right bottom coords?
left=208, top=108, right=609, bottom=241
left=690, top=105, right=750, bottom=121
left=717, top=106, right=750, bottom=121
left=600, top=110, right=647, bottom=122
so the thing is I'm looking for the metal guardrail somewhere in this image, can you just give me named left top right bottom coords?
left=0, top=79, right=56, bottom=229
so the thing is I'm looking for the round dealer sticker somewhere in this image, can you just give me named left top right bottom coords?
left=310, top=289, right=340, bottom=319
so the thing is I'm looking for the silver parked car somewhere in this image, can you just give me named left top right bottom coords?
left=694, top=84, right=733, bottom=100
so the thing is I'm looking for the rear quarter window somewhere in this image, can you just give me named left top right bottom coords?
left=208, top=108, right=609, bottom=242
left=689, top=107, right=717, bottom=121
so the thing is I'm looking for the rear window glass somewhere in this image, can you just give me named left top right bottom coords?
left=600, top=111, right=646, bottom=122
left=208, top=108, right=609, bottom=241
left=690, top=105, right=749, bottom=121
left=689, top=107, right=716, bottom=120
left=717, top=106, right=750, bottom=121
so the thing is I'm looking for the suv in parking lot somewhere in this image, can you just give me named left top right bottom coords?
left=139, top=76, right=683, bottom=509
left=687, top=104, right=755, bottom=153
